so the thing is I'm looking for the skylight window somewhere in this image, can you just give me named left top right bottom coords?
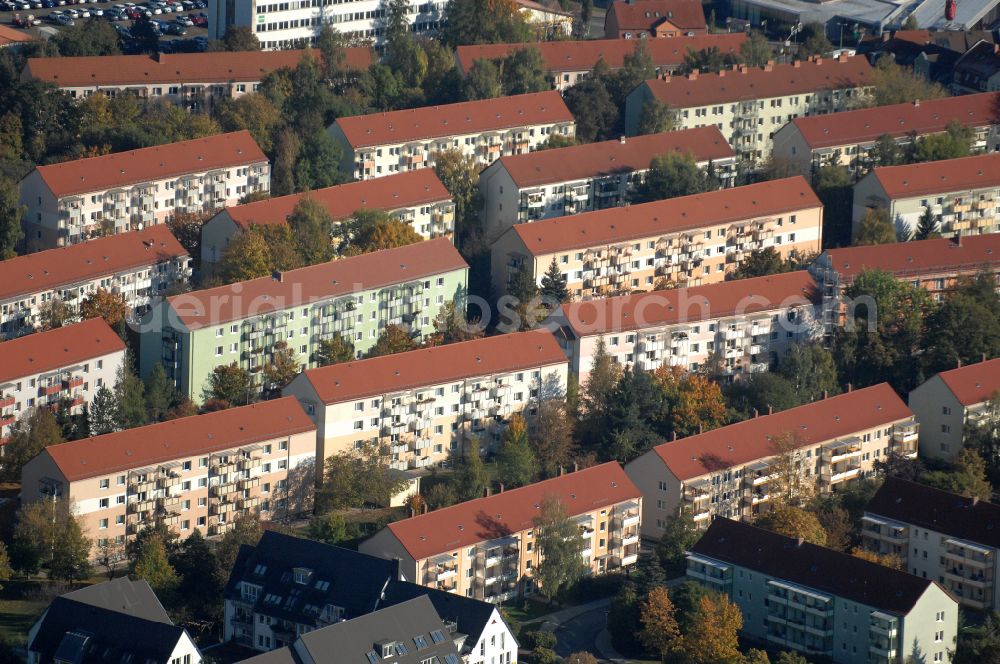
left=414, top=635, right=429, bottom=649
left=429, top=630, right=445, bottom=644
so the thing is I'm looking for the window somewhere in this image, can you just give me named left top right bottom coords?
left=99, top=478, right=109, bottom=489
left=99, top=498, right=109, bottom=509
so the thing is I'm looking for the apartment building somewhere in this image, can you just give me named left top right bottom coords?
left=623, top=56, right=874, bottom=163
left=517, top=0, right=573, bottom=37
left=0, top=319, right=126, bottom=447
left=490, top=176, right=823, bottom=300
left=772, top=92, right=1000, bottom=177
left=557, top=271, right=821, bottom=385
left=479, top=127, right=737, bottom=236
left=26, top=578, right=202, bottom=664
left=201, top=170, right=455, bottom=273
left=852, top=152, right=1000, bottom=238
left=19, top=397, right=317, bottom=554
left=688, top=518, right=958, bottom=664
left=952, top=40, right=1000, bottom=94
left=604, top=0, right=706, bottom=38
left=454, top=34, right=747, bottom=92
left=624, top=383, right=918, bottom=538
left=863, top=476, right=1000, bottom=613
left=908, top=357, right=999, bottom=462
left=20, top=49, right=372, bottom=108
left=207, top=0, right=444, bottom=48
left=283, top=329, right=569, bottom=469
left=328, top=91, right=576, bottom=181
left=359, top=462, right=642, bottom=603
left=0, top=226, right=192, bottom=340
left=19, top=131, right=269, bottom=250
left=139, top=239, right=468, bottom=401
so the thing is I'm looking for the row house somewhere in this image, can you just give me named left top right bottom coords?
left=0, top=226, right=191, bottom=339
left=454, top=34, right=747, bottom=91
left=139, top=239, right=469, bottom=402
left=908, top=357, right=999, bottom=462
left=489, top=176, right=823, bottom=300
left=20, top=49, right=372, bottom=109
left=863, top=476, right=1000, bottom=613
left=478, top=127, right=737, bottom=237
left=951, top=40, right=1000, bottom=94
left=809, top=234, right=1000, bottom=339
left=201, top=170, right=456, bottom=274
left=19, top=397, right=317, bottom=555
left=603, top=0, right=707, bottom=38
left=328, top=91, right=575, bottom=181
left=223, top=531, right=518, bottom=664
left=0, top=319, right=125, bottom=448
left=516, top=0, right=573, bottom=37
left=207, top=0, right=445, bottom=49
left=19, top=131, right=269, bottom=250
left=283, top=329, right=569, bottom=469
left=852, top=152, right=1000, bottom=238
left=624, top=56, right=874, bottom=164
left=556, top=271, right=822, bottom=385
left=689, top=518, right=958, bottom=664
left=624, top=383, right=918, bottom=538
left=360, top=463, right=642, bottom=603
left=772, top=92, right=1000, bottom=177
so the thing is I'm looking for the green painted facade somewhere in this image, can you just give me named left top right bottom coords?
left=140, top=267, right=468, bottom=402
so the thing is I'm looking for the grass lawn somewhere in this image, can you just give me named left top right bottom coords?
left=0, top=596, right=46, bottom=646
left=501, top=598, right=552, bottom=624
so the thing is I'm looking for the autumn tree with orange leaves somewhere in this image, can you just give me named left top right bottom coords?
left=652, top=365, right=727, bottom=438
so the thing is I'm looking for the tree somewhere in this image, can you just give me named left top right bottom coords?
left=767, top=431, right=814, bottom=505
left=653, top=366, right=727, bottom=438
left=455, top=442, right=490, bottom=501
left=48, top=511, right=92, bottom=583
left=220, top=25, right=261, bottom=51
left=440, top=0, right=532, bottom=46
left=602, top=365, right=666, bottom=462
left=262, top=341, right=300, bottom=396
left=776, top=343, right=841, bottom=404
left=366, top=324, right=419, bottom=358
left=924, top=280, right=1000, bottom=375
left=463, top=59, right=502, bottom=101
left=631, top=152, right=712, bottom=203
left=308, top=512, right=347, bottom=544
left=866, top=134, right=903, bottom=170
left=868, top=56, right=946, bottom=107
left=656, top=509, right=700, bottom=575
left=682, top=46, right=739, bottom=75
left=317, top=440, right=409, bottom=510
left=539, top=257, right=569, bottom=305
left=38, top=297, right=74, bottom=331
left=88, top=385, right=119, bottom=436
left=94, top=538, right=126, bottom=580
left=0, top=176, right=25, bottom=259
left=315, top=334, right=355, bottom=366
left=2, top=407, right=63, bottom=481
left=813, top=161, right=854, bottom=248
left=922, top=447, right=994, bottom=500
left=530, top=399, right=575, bottom=478
left=430, top=300, right=483, bottom=346
left=215, top=511, right=263, bottom=583
left=0, top=542, right=11, bottom=591
left=608, top=582, right=641, bottom=652
left=854, top=207, right=896, bottom=245
left=51, top=18, right=121, bottom=56
left=215, top=93, right=283, bottom=154
left=218, top=224, right=303, bottom=283
left=636, top=99, right=676, bottom=135
left=500, top=47, right=548, bottom=96
left=740, top=31, right=772, bottom=66
left=564, top=654, right=598, bottom=664
left=114, top=358, right=147, bottom=430
left=130, top=14, right=160, bottom=54
left=131, top=533, right=179, bottom=597
left=910, top=120, right=973, bottom=163
left=914, top=206, right=941, bottom=240
left=578, top=338, right=623, bottom=444
left=170, top=530, right=222, bottom=624
left=798, top=22, right=833, bottom=57
left=533, top=494, right=587, bottom=602
left=79, top=288, right=129, bottom=330
left=675, top=594, right=743, bottom=664
left=288, top=196, right=335, bottom=265
left=495, top=414, right=539, bottom=489
left=776, top=652, right=810, bottom=664
left=144, top=363, right=176, bottom=422
left=851, top=546, right=904, bottom=569
left=12, top=499, right=90, bottom=579
left=729, top=247, right=789, bottom=280
left=433, top=149, right=482, bottom=243
left=204, top=363, right=253, bottom=406
left=562, top=75, right=619, bottom=143
left=756, top=505, right=827, bottom=545
left=639, top=586, right=680, bottom=661
left=340, top=209, right=423, bottom=256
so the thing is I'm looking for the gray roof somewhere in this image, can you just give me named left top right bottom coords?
left=296, top=596, right=461, bottom=664
left=28, top=578, right=189, bottom=664
left=381, top=581, right=506, bottom=653
left=238, top=648, right=301, bottom=664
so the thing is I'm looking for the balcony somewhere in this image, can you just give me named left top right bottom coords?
left=237, top=496, right=260, bottom=510
left=39, top=384, right=63, bottom=397
left=945, top=540, right=994, bottom=569
left=63, top=376, right=84, bottom=390
left=211, top=482, right=238, bottom=497
left=0, top=415, right=14, bottom=429
left=0, top=396, right=14, bottom=409
left=237, top=477, right=260, bottom=490
left=891, top=421, right=919, bottom=445
left=823, top=437, right=863, bottom=463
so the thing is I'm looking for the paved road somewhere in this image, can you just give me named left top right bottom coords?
left=552, top=603, right=613, bottom=661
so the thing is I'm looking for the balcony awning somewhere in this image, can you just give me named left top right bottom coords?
left=686, top=553, right=730, bottom=572
left=870, top=610, right=899, bottom=623
left=767, top=579, right=833, bottom=604
left=619, top=500, right=641, bottom=511
left=429, top=553, right=456, bottom=565
left=946, top=538, right=993, bottom=556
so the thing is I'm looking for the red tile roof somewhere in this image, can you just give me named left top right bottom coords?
left=607, top=0, right=706, bottom=32
left=870, top=152, right=1000, bottom=199
left=643, top=55, right=873, bottom=109
left=22, top=49, right=372, bottom=88
left=166, top=238, right=467, bottom=328
left=0, top=318, right=125, bottom=385
left=787, top=92, right=1000, bottom=149
left=223, top=170, right=451, bottom=230
left=382, top=462, right=641, bottom=560
left=0, top=25, right=34, bottom=47
left=646, top=383, right=912, bottom=481
left=823, top=235, right=1000, bottom=283
left=0, top=226, right=189, bottom=302
left=43, top=397, right=315, bottom=482
left=935, top=358, right=1000, bottom=406
left=34, top=131, right=267, bottom=198
left=455, top=34, right=747, bottom=75
left=298, top=329, right=567, bottom=404
left=561, top=271, right=819, bottom=337
left=493, top=127, right=734, bottom=188
left=509, top=176, right=820, bottom=255
left=333, top=91, right=574, bottom=149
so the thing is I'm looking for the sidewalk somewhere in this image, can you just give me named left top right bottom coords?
left=527, top=597, right=629, bottom=662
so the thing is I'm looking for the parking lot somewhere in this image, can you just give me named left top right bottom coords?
left=1, top=0, right=210, bottom=48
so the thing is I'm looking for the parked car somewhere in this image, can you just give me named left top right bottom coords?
left=11, top=13, right=41, bottom=25
left=174, top=14, right=192, bottom=25
left=55, top=13, right=74, bottom=24
left=189, top=12, right=204, bottom=25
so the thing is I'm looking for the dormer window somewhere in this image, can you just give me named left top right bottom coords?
left=293, top=567, right=312, bottom=584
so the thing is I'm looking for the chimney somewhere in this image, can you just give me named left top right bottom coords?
left=814, top=57, right=823, bottom=65
left=953, top=233, right=963, bottom=247
left=796, top=537, right=805, bottom=547
left=688, top=69, right=699, bottom=80
left=573, top=461, right=579, bottom=472
left=763, top=63, right=773, bottom=72
left=498, top=483, right=504, bottom=493
left=958, top=357, right=963, bottom=368
left=767, top=405, right=773, bottom=415
left=662, top=73, right=671, bottom=82
left=972, top=496, right=980, bottom=506
left=822, top=390, right=828, bottom=400
left=838, top=53, right=849, bottom=62
left=995, top=43, right=1000, bottom=54
left=271, top=270, right=283, bottom=282
left=753, top=408, right=758, bottom=418
left=882, top=31, right=891, bottom=42
left=409, top=506, right=415, bottom=518
left=672, top=431, right=678, bottom=441
left=698, top=423, right=704, bottom=434
left=559, top=465, right=565, bottom=476
left=153, top=51, right=163, bottom=62
left=484, top=487, right=491, bottom=497
left=847, top=382, right=853, bottom=392
left=718, top=70, right=726, bottom=77
left=983, top=353, right=988, bottom=362
left=914, top=99, right=920, bottom=107
left=793, top=60, right=802, bottom=68
left=421, top=504, right=428, bottom=514
left=619, top=136, right=626, bottom=144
